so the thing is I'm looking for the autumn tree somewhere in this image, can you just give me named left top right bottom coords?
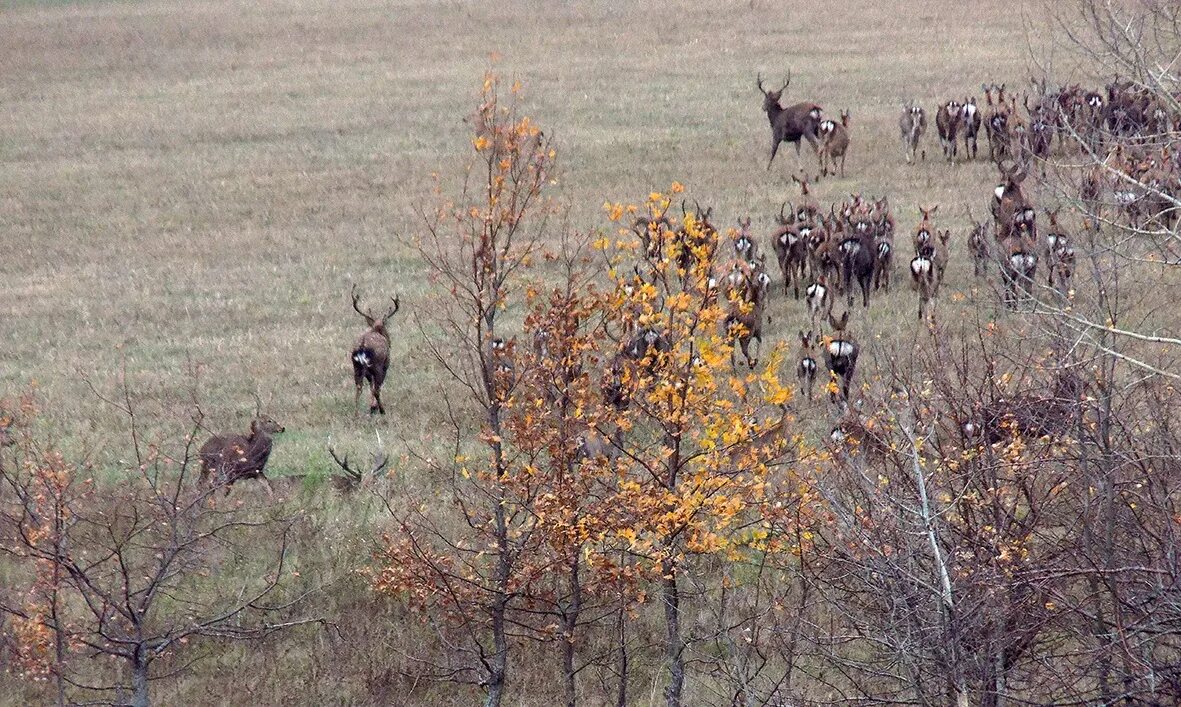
left=0, top=388, right=318, bottom=707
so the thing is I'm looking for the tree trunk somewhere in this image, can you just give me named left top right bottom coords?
left=563, top=553, right=581, bottom=707
left=662, top=565, right=684, bottom=707
left=615, top=586, right=628, bottom=707
left=484, top=501, right=510, bottom=707
left=130, top=649, right=150, bottom=707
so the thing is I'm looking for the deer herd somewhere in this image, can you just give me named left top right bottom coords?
left=193, top=70, right=1177, bottom=495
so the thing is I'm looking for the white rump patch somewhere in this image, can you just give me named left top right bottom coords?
left=353, top=352, right=371, bottom=366
left=911, top=257, right=932, bottom=276
left=828, top=341, right=854, bottom=358
left=809, top=108, right=821, bottom=120
left=801, top=358, right=817, bottom=373
left=994, top=185, right=1005, bottom=200
left=878, top=242, right=891, bottom=258
left=800, top=227, right=812, bottom=238
left=1023, top=254, right=1038, bottom=270
left=758, top=272, right=771, bottom=287
left=1009, top=253, right=1026, bottom=268
left=963, top=103, right=977, bottom=118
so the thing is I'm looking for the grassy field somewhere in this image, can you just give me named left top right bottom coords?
left=0, top=0, right=1136, bottom=703
left=0, top=0, right=1048, bottom=470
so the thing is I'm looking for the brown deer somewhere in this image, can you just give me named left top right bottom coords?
left=899, top=102, right=927, bottom=163
left=1044, top=209, right=1075, bottom=294
left=984, top=84, right=1012, bottom=163
left=818, top=110, right=851, bottom=178
left=198, top=414, right=286, bottom=495
left=961, top=97, right=982, bottom=159
left=966, top=206, right=991, bottom=277
left=796, top=330, right=820, bottom=401
left=770, top=202, right=808, bottom=299
left=725, top=255, right=772, bottom=370
left=757, top=72, right=823, bottom=171
left=909, top=231, right=948, bottom=321
left=936, top=99, right=963, bottom=161
left=730, top=216, right=759, bottom=263
left=823, top=311, right=859, bottom=402
left=913, top=205, right=939, bottom=251
left=806, top=274, right=833, bottom=328
left=999, top=236, right=1039, bottom=308
left=350, top=284, right=400, bottom=416
left=871, top=198, right=896, bottom=291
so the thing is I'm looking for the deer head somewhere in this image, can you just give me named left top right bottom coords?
left=351, top=284, right=400, bottom=333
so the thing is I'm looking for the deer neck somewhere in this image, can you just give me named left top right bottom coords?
left=766, top=102, right=783, bottom=127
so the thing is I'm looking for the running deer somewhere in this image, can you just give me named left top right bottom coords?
left=796, top=330, right=819, bottom=401
left=961, top=97, right=982, bottom=159
left=899, top=102, right=927, bottom=163
left=966, top=206, right=991, bottom=277
left=806, top=274, right=833, bottom=328
left=350, top=284, right=400, bottom=416
left=1044, top=209, right=1075, bottom=294
left=818, top=110, right=851, bottom=178
left=936, top=99, right=963, bottom=161
left=910, top=230, right=949, bottom=321
left=999, top=235, right=1039, bottom=309
left=913, top=205, right=939, bottom=251
left=871, top=198, right=896, bottom=291
left=198, top=413, right=286, bottom=495
left=984, top=84, right=1012, bottom=163
left=757, top=72, right=823, bottom=171
left=823, top=311, right=859, bottom=402
left=731, top=216, right=759, bottom=263
left=770, top=202, right=808, bottom=299
left=725, top=256, right=772, bottom=369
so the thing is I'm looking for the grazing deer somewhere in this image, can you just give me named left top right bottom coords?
left=198, top=414, right=285, bottom=495
left=823, top=311, right=859, bottom=402
left=961, top=97, right=982, bottom=159
left=796, top=330, right=819, bottom=401
left=806, top=274, right=833, bottom=328
left=936, top=99, right=964, bottom=161
left=966, top=207, right=991, bottom=277
left=350, top=285, right=400, bottom=416
left=818, top=110, right=851, bottom=178
left=725, top=256, right=772, bottom=369
left=899, top=102, right=927, bottom=163
left=757, top=73, right=823, bottom=171
left=771, top=203, right=808, bottom=299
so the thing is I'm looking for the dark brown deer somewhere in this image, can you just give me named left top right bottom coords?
left=936, top=99, right=963, bottom=161
left=730, top=216, right=759, bottom=263
left=999, top=236, right=1039, bottom=309
left=910, top=244, right=939, bottom=321
left=984, top=83, right=1012, bottom=163
left=757, top=72, right=823, bottom=171
left=871, top=198, right=896, bottom=291
left=899, top=102, right=927, bottom=163
left=818, top=110, right=851, bottom=178
left=1044, top=209, right=1075, bottom=294
left=350, top=284, right=400, bottom=416
left=198, top=414, right=285, bottom=495
left=796, top=330, right=819, bottom=401
left=824, top=311, right=859, bottom=402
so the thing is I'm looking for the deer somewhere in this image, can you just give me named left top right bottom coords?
left=961, top=97, right=982, bottom=159
left=936, top=99, right=964, bottom=161
left=983, top=83, right=1012, bottom=163
left=792, top=175, right=821, bottom=223
left=350, top=284, right=400, bottom=416
left=730, top=216, right=759, bottom=263
left=198, top=412, right=285, bottom=495
left=899, top=102, right=927, bottom=163
left=910, top=230, right=949, bottom=321
left=992, top=163, right=1034, bottom=241
left=871, top=198, right=896, bottom=291
left=796, top=330, right=819, bottom=401
left=823, top=311, right=859, bottom=402
left=770, top=202, right=808, bottom=299
left=817, top=110, right=851, bottom=178
left=999, top=235, right=1039, bottom=309
left=805, top=274, right=833, bottom=329
left=633, top=214, right=674, bottom=261
left=757, top=72, right=823, bottom=172
left=966, top=206, right=991, bottom=277
left=725, top=255, right=772, bottom=370
left=1043, top=209, right=1075, bottom=294
left=675, top=201, right=718, bottom=283
left=913, top=205, right=939, bottom=251
left=837, top=212, right=876, bottom=308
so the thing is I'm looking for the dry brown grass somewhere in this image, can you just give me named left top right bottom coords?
left=0, top=0, right=1115, bottom=703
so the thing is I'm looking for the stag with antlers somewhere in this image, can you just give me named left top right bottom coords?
left=757, top=72, right=823, bottom=172
left=350, top=284, right=400, bottom=416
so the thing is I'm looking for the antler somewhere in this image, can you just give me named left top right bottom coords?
left=328, top=434, right=389, bottom=483
left=756, top=72, right=766, bottom=95
left=382, top=296, right=401, bottom=324
left=350, top=283, right=375, bottom=324
left=780, top=71, right=791, bottom=93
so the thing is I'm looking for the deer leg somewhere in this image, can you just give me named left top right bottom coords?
left=767, top=136, right=781, bottom=170
left=371, top=383, right=386, bottom=415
